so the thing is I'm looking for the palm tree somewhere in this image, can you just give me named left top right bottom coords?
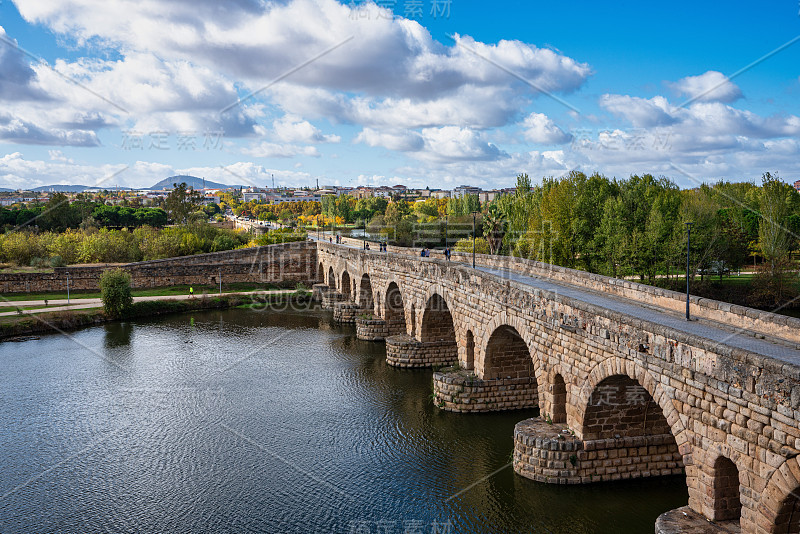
left=483, top=209, right=506, bottom=255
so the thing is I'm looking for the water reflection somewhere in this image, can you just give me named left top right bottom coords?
left=0, top=306, right=687, bottom=533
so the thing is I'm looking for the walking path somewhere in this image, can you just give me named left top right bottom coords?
left=476, top=266, right=800, bottom=367
left=321, top=238, right=800, bottom=367
left=0, top=290, right=296, bottom=317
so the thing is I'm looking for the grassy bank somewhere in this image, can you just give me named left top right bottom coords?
left=0, top=282, right=297, bottom=303
left=0, top=291, right=313, bottom=341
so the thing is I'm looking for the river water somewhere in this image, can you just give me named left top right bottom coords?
left=0, top=305, right=687, bottom=533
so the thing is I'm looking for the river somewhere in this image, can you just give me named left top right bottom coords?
left=0, top=305, right=687, bottom=533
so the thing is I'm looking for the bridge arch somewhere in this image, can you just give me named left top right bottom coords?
left=384, top=281, right=406, bottom=336
left=420, top=292, right=456, bottom=344
left=328, top=266, right=335, bottom=289
left=358, top=274, right=374, bottom=313
left=476, top=312, right=542, bottom=383
left=576, top=357, right=688, bottom=448
left=482, top=325, right=535, bottom=382
left=756, top=457, right=800, bottom=533
left=340, top=271, right=351, bottom=300
left=318, top=261, right=323, bottom=282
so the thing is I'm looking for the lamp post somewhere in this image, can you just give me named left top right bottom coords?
left=686, top=222, right=693, bottom=321
left=471, top=211, right=478, bottom=268
left=363, top=218, right=367, bottom=250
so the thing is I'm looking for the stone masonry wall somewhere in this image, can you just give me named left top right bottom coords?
left=385, top=335, right=458, bottom=368
left=433, top=370, right=538, bottom=413
left=356, top=317, right=387, bottom=341
left=0, top=241, right=318, bottom=293
left=513, top=417, right=684, bottom=485
left=333, top=302, right=362, bottom=324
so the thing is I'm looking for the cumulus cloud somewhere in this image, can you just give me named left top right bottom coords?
left=271, top=115, right=340, bottom=144
left=600, top=94, right=677, bottom=128
left=521, top=112, right=572, bottom=144
left=242, top=142, right=321, bottom=158
left=14, top=1, right=591, bottom=99
left=669, top=70, right=743, bottom=103
left=0, top=26, right=49, bottom=101
left=355, top=128, right=424, bottom=152
left=0, top=113, right=99, bottom=146
left=416, top=126, right=506, bottom=163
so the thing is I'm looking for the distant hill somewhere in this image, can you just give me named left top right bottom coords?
left=150, top=175, right=240, bottom=191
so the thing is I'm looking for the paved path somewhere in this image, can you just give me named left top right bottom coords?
left=0, top=290, right=297, bottom=317
left=478, top=265, right=800, bottom=367
left=321, top=239, right=800, bottom=367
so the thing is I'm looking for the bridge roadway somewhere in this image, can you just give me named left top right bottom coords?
left=322, top=235, right=800, bottom=365
left=477, top=265, right=800, bottom=367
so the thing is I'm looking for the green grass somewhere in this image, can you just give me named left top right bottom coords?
left=0, top=282, right=287, bottom=302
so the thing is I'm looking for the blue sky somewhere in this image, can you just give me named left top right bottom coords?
left=0, top=0, right=798, bottom=190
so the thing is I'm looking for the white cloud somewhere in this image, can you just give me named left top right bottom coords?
left=521, top=112, right=572, bottom=144
left=670, top=70, right=742, bottom=103
left=355, top=128, right=424, bottom=152
left=242, top=142, right=321, bottom=158
left=271, top=115, right=340, bottom=144
left=0, top=26, right=49, bottom=102
left=0, top=113, right=99, bottom=146
left=416, top=126, right=506, bottom=162
left=600, top=94, right=677, bottom=127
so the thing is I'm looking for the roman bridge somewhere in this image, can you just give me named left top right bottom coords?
left=313, top=239, right=800, bottom=533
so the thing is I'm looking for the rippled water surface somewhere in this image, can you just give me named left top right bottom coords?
left=0, top=306, right=687, bottom=533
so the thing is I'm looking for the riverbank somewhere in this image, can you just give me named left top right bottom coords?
left=0, top=290, right=313, bottom=341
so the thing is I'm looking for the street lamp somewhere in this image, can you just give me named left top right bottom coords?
left=471, top=211, right=479, bottom=269
left=685, top=222, right=693, bottom=321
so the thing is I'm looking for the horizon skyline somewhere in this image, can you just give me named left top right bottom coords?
left=0, top=1, right=798, bottom=191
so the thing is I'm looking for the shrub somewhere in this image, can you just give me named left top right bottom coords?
left=100, top=268, right=133, bottom=318
left=453, top=236, right=490, bottom=254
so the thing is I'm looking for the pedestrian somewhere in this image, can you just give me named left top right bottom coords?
left=329, top=236, right=333, bottom=243
left=445, top=247, right=451, bottom=261
left=189, top=286, right=194, bottom=298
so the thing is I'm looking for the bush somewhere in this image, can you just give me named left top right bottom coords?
left=49, top=255, right=65, bottom=268
left=100, top=268, right=133, bottom=318
left=453, top=236, right=490, bottom=254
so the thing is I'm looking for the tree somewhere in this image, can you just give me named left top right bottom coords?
left=100, top=268, right=133, bottom=318
left=40, top=193, right=78, bottom=232
left=164, top=182, right=201, bottom=224
left=758, top=172, right=798, bottom=274
left=482, top=208, right=506, bottom=255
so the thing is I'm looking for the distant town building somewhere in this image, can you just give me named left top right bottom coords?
left=452, top=185, right=481, bottom=198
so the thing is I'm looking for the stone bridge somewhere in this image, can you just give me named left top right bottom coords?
left=314, top=240, right=800, bottom=533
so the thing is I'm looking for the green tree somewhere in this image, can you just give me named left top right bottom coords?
left=164, top=183, right=201, bottom=224
left=100, top=268, right=133, bottom=318
left=758, top=172, right=798, bottom=273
